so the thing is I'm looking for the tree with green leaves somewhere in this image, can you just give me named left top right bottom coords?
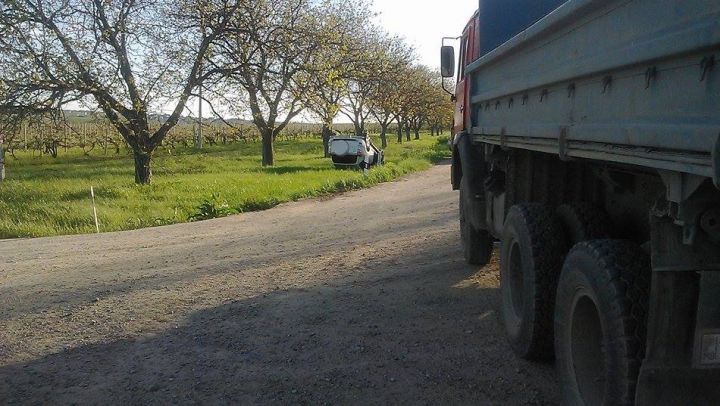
left=300, top=0, right=375, bottom=156
left=427, top=74, right=454, bottom=136
left=209, top=0, right=376, bottom=166
left=405, top=66, right=439, bottom=140
left=304, top=71, right=344, bottom=157
left=365, top=36, right=416, bottom=148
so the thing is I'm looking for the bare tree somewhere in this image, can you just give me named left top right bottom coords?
left=207, top=0, right=316, bottom=166
left=209, top=0, right=377, bottom=166
left=0, top=0, right=239, bottom=184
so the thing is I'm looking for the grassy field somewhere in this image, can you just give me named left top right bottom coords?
left=0, top=134, right=449, bottom=238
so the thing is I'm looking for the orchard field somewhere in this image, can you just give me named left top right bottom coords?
left=0, top=130, right=448, bottom=238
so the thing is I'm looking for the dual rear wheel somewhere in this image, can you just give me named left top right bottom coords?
left=554, top=240, right=651, bottom=405
left=496, top=203, right=650, bottom=405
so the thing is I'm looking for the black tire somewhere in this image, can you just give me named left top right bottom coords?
left=555, top=240, right=651, bottom=406
left=556, top=203, right=612, bottom=247
left=459, top=178, right=493, bottom=266
left=500, top=204, right=566, bottom=360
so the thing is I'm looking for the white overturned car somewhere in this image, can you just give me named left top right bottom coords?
left=328, top=134, right=384, bottom=169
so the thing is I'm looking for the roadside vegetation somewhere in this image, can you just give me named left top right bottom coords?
left=0, top=0, right=455, bottom=239
left=0, top=134, right=448, bottom=238
left=0, top=0, right=453, bottom=184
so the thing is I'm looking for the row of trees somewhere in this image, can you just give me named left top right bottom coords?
left=3, top=117, right=439, bottom=158
left=0, top=0, right=453, bottom=184
left=0, top=120, right=334, bottom=158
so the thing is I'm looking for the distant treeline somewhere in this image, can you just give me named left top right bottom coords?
left=1, top=117, right=408, bottom=158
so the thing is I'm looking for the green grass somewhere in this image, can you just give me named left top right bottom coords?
left=0, top=134, right=450, bottom=238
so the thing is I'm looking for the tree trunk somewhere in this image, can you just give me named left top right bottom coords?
left=133, top=150, right=152, bottom=185
left=195, top=121, right=203, bottom=149
left=321, top=124, right=333, bottom=157
left=396, top=119, right=403, bottom=144
left=379, top=124, right=388, bottom=149
left=262, top=130, right=274, bottom=166
left=405, top=123, right=411, bottom=142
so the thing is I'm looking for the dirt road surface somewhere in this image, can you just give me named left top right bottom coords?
left=0, top=163, right=560, bottom=405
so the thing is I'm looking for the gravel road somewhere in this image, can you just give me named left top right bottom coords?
left=0, top=163, right=560, bottom=405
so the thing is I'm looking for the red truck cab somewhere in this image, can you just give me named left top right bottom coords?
left=452, top=12, right=479, bottom=136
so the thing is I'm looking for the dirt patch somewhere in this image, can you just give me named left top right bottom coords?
left=0, top=163, right=560, bottom=405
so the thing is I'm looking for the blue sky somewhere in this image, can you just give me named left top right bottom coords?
left=371, top=0, right=478, bottom=68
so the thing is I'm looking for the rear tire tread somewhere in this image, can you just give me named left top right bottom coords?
left=521, top=205, right=566, bottom=358
left=502, top=203, right=566, bottom=360
left=556, top=239, right=651, bottom=405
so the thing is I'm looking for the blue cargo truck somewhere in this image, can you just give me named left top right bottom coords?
left=441, top=0, right=720, bottom=404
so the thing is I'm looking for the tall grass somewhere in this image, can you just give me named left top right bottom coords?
left=0, top=135, right=449, bottom=238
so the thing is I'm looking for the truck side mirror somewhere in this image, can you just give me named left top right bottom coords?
left=440, top=45, right=455, bottom=78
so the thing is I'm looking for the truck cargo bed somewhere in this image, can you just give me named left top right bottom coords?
left=467, top=0, right=720, bottom=182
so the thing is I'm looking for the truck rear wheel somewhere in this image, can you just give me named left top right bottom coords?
left=500, top=204, right=566, bottom=360
left=459, top=178, right=493, bottom=266
left=555, top=240, right=650, bottom=406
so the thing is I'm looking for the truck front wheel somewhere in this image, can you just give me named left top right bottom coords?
left=459, top=178, right=493, bottom=265
left=500, top=204, right=566, bottom=360
left=555, top=240, right=650, bottom=406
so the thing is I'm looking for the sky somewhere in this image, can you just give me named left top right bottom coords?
left=370, top=0, right=478, bottom=68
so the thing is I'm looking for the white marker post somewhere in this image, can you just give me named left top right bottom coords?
left=90, top=186, right=99, bottom=233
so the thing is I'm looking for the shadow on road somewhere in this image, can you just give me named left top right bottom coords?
left=1, top=244, right=559, bottom=406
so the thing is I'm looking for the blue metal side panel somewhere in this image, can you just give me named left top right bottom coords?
left=479, top=0, right=568, bottom=56
left=466, top=0, right=720, bottom=179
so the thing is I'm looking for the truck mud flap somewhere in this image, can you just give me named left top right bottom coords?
left=636, top=217, right=720, bottom=405
left=635, top=271, right=720, bottom=406
left=454, top=131, right=489, bottom=231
